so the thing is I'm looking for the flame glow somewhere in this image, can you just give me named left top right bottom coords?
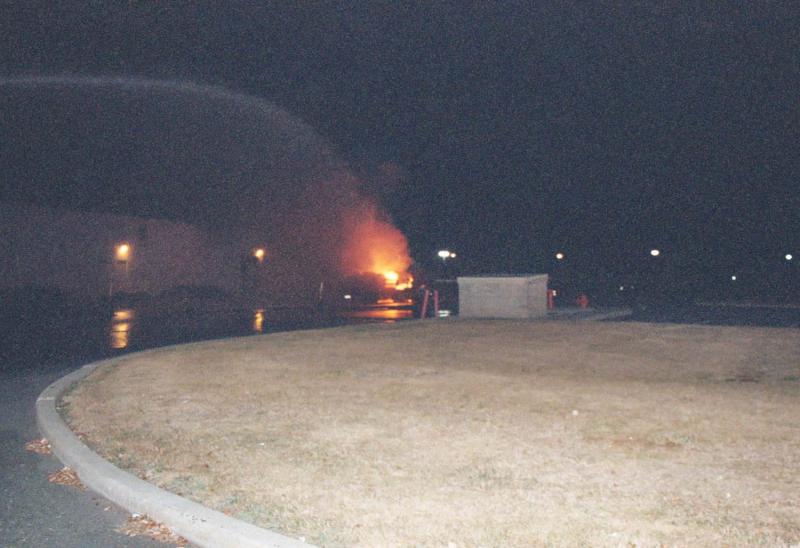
left=341, top=203, right=413, bottom=290
left=394, top=279, right=413, bottom=291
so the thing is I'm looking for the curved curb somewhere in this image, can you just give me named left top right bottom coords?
left=36, top=350, right=312, bottom=548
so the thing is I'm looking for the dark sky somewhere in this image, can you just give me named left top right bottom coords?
left=2, top=2, right=798, bottom=280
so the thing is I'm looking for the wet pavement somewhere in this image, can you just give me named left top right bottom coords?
left=625, top=302, right=800, bottom=328
left=1, top=362, right=171, bottom=547
left=548, top=303, right=800, bottom=327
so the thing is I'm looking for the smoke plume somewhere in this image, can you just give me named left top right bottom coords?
left=0, top=76, right=413, bottom=301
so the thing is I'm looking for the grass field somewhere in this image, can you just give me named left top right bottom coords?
left=63, top=320, right=800, bottom=547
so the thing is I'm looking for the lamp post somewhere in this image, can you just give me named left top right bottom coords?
left=110, top=243, right=132, bottom=296
left=115, top=243, right=131, bottom=273
left=437, top=250, right=456, bottom=280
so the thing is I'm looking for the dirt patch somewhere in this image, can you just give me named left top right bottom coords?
left=64, top=320, right=800, bottom=546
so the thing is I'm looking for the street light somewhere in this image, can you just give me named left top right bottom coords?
left=650, top=249, right=660, bottom=257
left=115, top=243, right=131, bottom=262
left=437, top=250, right=455, bottom=260
left=114, top=243, right=132, bottom=276
left=252, top=247, right=266, bottom=263
left=555, top=252, right=564, bottom=260
left=111, top=243, right=132, bottom=295
left=786, top=253, right=793, bottom=261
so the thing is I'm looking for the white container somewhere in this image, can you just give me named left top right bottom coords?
left=457, top=274, right=549, bottom=319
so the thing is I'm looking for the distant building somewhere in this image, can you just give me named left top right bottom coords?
left=0, top=201, right=241, bottom=299
left=457, top=274, right=549, bottom=319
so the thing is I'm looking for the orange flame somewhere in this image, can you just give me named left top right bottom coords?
left=341, top=203, right=413, bottom=290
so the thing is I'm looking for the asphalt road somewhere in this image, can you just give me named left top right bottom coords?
left=626, top=302, right=800, bottom=327
left=0, top=307, right=261, bottom=547
left=0, top=359, right=170, bottom=547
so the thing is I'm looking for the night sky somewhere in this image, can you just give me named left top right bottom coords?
left=2, top=3, right=798, bottom=296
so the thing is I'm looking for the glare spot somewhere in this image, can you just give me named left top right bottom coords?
left=252, top=309, right=265, bottom=333
left=113, top=309, right=133, bottom=321
left=109, top=309, right=134, bottom=349
left=115, top=243, right=131, bottom=261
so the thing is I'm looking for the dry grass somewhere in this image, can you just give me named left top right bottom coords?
left=64, top=320, right=800, bottom=547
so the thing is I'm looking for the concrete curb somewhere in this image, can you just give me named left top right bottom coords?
left=547, top=307, right=633, bottom=322
left=36, top=350, right=312, bottom=548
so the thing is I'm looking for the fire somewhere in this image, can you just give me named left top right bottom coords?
left=381, top=270, right=413, bottom=291
left=341, top=203, right=413, bottom=290
left=394, top=278, right=413, bottom=291
left=383, top=272, right=413, bottom=291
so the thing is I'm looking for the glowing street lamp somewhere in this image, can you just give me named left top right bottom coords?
left=437, top=249, right=456, bottom=260
left=555, top=252, right=564, bottom=260
left=786, top=253, right=793, bottom=261
left=115, top=243, right=131, bottom=262
left=650, top=249, right=660, bottom=257
left=111, top=243, right=132, bottom=290
left=731, top=275, right=737, bottom=281
left=252, top=247, right=266, bottom=263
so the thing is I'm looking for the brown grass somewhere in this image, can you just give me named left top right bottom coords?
left=64, top=320, right=800, bottom=547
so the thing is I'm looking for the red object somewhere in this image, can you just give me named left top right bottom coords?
left=547, top=289, right=556, bottom=310
left=420, top=289, right=430, bottom=319
left=576, top=293, right=589, bottom=309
